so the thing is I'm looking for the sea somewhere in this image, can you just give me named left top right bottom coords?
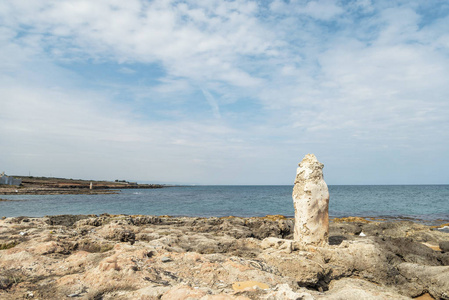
left=1, top=185, right=448, bottom=224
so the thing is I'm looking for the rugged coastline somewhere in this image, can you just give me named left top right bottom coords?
left=1, top=214, right=448, bottom=299
left=0, top=176, right=165, bottom=195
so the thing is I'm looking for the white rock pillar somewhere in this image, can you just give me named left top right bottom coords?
left=292, top=154, right=329, bottom=247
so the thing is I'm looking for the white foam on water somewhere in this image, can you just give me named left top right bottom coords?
left=437, top=226, right=449, bottom=233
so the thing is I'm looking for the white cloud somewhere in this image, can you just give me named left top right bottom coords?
left=269, top=0, right=343, bottom=20
left=1, top=0, right=271, bottom=83
left=0, top=79, right=255, bottom=183
left=301, top=0, right=344, bottom=20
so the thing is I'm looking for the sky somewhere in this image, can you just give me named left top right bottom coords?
left=0, top=0, right=448, bottom=185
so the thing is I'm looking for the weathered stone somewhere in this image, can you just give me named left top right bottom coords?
left=440, top=241, right=449, bottom=253
left=259, top=249, right=327, bottom=290
left=292, top=154, right=329, bottom=247
left=263, top=284, right=314, bottom=300
left=44, top=214, right=90, bottom=227
left=97, top=223, right=136, bottom=244
left=232, top=281, right=269, bottom=291
left=98, top=254, right=120, bottom=271
left=325, top=278, right=410, bottom=300
left=31, top=241, right=66, bottom=255
left=161, top=256, right=172, bottom=262
left=161, top=285, right=207, bottom=299
left=395, top=263, right=449, bottom=299
left=260, top=237, right=294, bottom=253
left=0, top=276, right=10, bottom=290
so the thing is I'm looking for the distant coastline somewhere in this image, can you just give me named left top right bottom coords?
left=0, top=176, right=165, bottom=195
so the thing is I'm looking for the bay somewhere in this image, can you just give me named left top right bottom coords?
left=1, top=185, right=448, bottom=222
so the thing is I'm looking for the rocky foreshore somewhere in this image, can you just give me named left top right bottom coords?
left=0, top=187, right=120, bottom=195
left=0, top=176, right=165, bottom=195
left=1, top=215, right=448, bottom=300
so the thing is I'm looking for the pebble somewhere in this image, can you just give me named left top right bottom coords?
left=67, top=293, right=80, bottom=297
left=161, top=257, right=172, bottom=263
left=439, top=241, right=449, bottom=252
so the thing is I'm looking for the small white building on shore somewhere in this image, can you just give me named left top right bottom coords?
left=0, top=172, right=22, bottom=186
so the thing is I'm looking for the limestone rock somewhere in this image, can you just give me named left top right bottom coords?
left=0, top=276, right=10, bottom=290
left=293, top=154, right=329, bottom=247
left=260, top=237, right=294, bottom=253
left=232, top=281, right=269, bottom=291
left=1, top=215, right=449, bottom=300
left=395, top=263, right=449, bottom=299
left=317, top=239, right=391, bottom=284
left=440, top=241, right=449, bottom=253
left=323, top=278, right=410, bottom=300
left=259, top=249, right=327, bottom=290
left=44, top=214, right=90, bottom=227
left=262, top=284, right=314, bottom=300
left=31, top=241, right=66, bottom=255
left=161, top=285, right=208, bottom=299
left=97, top=223, right=136, bottom=244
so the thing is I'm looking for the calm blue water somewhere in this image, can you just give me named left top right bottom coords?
left=1, top=185, right=448, bottom=222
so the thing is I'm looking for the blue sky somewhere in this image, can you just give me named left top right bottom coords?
left=1, top=0, right=448, bottom=185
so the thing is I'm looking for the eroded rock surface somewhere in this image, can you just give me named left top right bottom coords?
left=293, top=154, right=330, bottom=247
left=0, top=214, right=448, bottom=299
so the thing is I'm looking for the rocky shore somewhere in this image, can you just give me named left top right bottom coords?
left=0, top=176, right=165, bottom=195
left=1, top=215, right=448, bottom=300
